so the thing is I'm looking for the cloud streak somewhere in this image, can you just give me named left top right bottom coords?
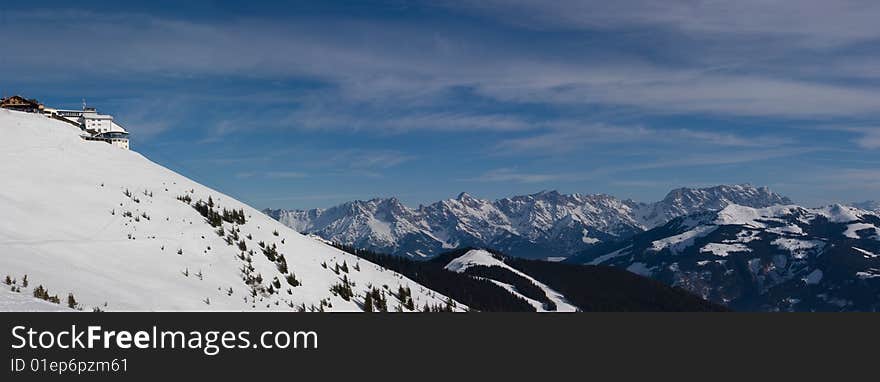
left=5, top=7, right=880, bottom=123
left=494, top=123, right=793, bottom=155
left=446, top=0, right=880, bottom=46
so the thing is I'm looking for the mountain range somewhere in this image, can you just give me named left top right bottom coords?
left=569, top=203, right=880, bottom=311
left=265, top=184, right=792, bottom=259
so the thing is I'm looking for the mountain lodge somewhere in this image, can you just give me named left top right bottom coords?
left=1, top=95, right=130, bottom=150
left=0, top=95, right=44, bottom=113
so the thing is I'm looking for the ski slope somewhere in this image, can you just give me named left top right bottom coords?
left=0, top=109, right=464, bottom=312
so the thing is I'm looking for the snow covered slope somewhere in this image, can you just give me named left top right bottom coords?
left=0, top=288, right=70, bottom=312
left=571, top=203, right=880, bottom=311
left=443, top=249, right=577, bottom=312
left=0, top=109, right=464, bottom=312
left=267, top=185, right=791, bottom=259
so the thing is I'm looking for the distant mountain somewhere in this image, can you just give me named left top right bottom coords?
left=637, top=184, right=792, bottom=227
left=266, top=184, right=791, bottom=259
left=338, top=246, right=725, bottom=312
left=568, top=204, right=880, bottom=311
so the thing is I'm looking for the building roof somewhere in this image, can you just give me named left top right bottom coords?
left=1, top=95, right=43, bottom=110
left=83, top=114, right=114, bottom=120
left=109, top=121, right=129, bottom=134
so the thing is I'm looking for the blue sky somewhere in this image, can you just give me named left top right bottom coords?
left=2, top=1, right=880, bottom=209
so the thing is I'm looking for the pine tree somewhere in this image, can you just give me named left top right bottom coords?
left=33, top=285, right=48, bottom=300
left=276, top=254, right=288, bottom=269
left=445, top=297, right=455, bottom=312
left=363, top=291, right=373, bottom=312
left=67, top=293, right=78, bottom=309
left=22, top=275, right=28, bottom=288
left=330, top=281, right=353, bottom=301
left=3, top=276, right=10, bottom=285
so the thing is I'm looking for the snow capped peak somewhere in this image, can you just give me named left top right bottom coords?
left=640, top=184, right=792, bottom=227
left=532, top=189, right=561, bottom=198
left=456, top=192, right=473, bottom=201
left=661, top=184, right=790, bottom=205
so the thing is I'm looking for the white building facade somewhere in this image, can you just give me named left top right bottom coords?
left=44, top=105, right=130, bottom=150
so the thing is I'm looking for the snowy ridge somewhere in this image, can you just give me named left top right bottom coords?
left=268, top=185, right=792, bottom=259
left=0, top=109, right=464, bottom=312
left=650, top=226, right=717, bottom=255
left=576, top=202, right=880, bottom=311
left=443, top=249, right=577, bottom=312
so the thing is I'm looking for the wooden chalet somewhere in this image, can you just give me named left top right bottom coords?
left=0, top=95, right=44, bottom=113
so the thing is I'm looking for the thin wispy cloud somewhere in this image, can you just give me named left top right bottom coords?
left=462, top=168, right=569, bottom=183
left=235, top=171, right=308, bottom=180
left=265, top=171, right=308, bottom=179
left=466, top=147, right=816, bottom=185
left=446, top=0, right=880, bottom=46
left=856, top=129, right=880, bottom=149
left=494, top=123, right=793, bottom=156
